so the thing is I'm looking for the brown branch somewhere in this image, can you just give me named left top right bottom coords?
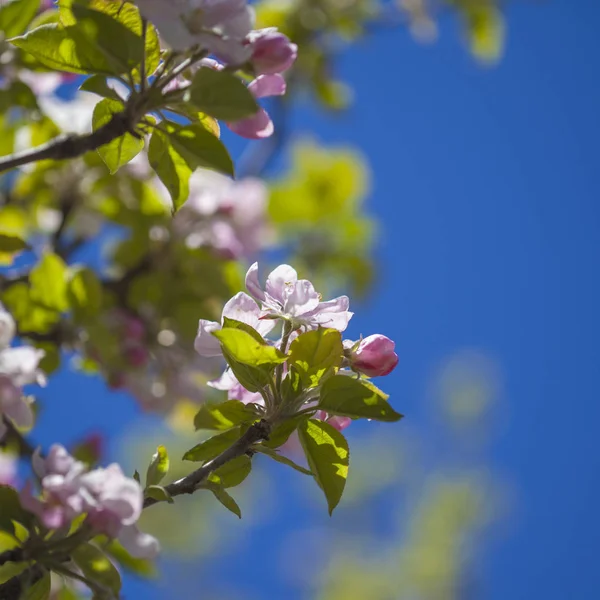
left=143, top=419, right=271, bottom=508
left=0, top=111, right=132, bottom=175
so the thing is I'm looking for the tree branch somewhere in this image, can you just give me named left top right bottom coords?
left=143, top=419, right=271, bottom=508
left=0, top=111, right=132, bottom=175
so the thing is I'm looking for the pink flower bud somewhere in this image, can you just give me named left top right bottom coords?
left=249, top=29, right=298, bottom=75
left=347, top=334, right=398, bottom=377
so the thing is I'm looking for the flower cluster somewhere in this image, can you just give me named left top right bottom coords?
left=174, top=168, right=270, bottom=259
left=0, top=306, right=45, bottom=440
left=195, top=263, right=398, bottom=430
left=134, top=0, right=297, bottom=139
left=21, top=445, right=159, bottom=559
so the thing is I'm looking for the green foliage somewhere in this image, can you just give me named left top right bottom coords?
left=104, top=540, right=157, bottom=577
left=194, top=400, right=259, bottom=431
left=213, top=326, right=286, bottom=393
left=71, top=543, right=121, bottom=596
left=146, top=445, right=169, bottom=487
left=319, top=375, right=403, bottom=422
left=288, top=327, right=343, bottom=387
left=254, top=444, right=312, bottom=475
left=202, top=482, right=242, bottom=518
left=30, top=252, right=69, bottom=312
left=93, top=98, right=144, bottom=173
left=79, top=75, right=124, bottom=102
left=145, top=484, right=174, bottom=504
left=0, top=0, right=40, bottom=40
left=209, top=455, right=252, bottom=488
left=0, top=485, right=31, bottom=536
left=21, top=570, right=51, bottom=600
left=263, top=416, right=305, bottom=449
left=298, top=419, right=350, bottom=515
left=189, top=68, right=259, bottom=121
left=67, top=267, right=103, bottom=320
left=183, top=428, right=242, bottom=462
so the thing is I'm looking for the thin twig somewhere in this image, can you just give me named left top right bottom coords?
left=0, top=111, right=133, bottom=175
left=143, top=419, right=271, bottom=508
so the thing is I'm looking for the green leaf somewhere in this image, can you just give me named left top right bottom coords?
left=79, top=74, right=124, bottom=101
left=21, top=569, right=51, bottom=600
left=168, top=123, right=234, bottom=177
left=11, top=520, right=29, bottom=543
left=194, top=400, right=259, bottom=431
left=183, top=428, right=241, bottom=462
left=221, top=317, right=265, bottom=344
left=0, top=0, right=41, bottom=39
left=209, top=455, right=251, bottom=488
left=67, top=266, right=103, bottom=319
left=298, top=419, right=349, bottom=515
left=104, top=540, right=157, bottom=577
left=263, top=416, right=305, bottom=449
left=145, top=445, right=169, bottom=487
left=254, top=445, right=312, bottom=475
left=148, top=129, right=192, bottom=212
left=212, top=328, right=286, bottom=368
left=93, top=98, right=144, bottom=173
left=71, top=543, right=121, bottom=596
left=145, top=484, right=173, bottom=504
left=203, top=482, right=241, bottom=518
left=29, top=252, right=69, bottom=312
left=213, top=327, right=286, bottom=393
left=319, top=375, right=403, bottom=422
left=0, top=486, right=31, bottom=535
left=10, top=24, right=115, bottom=75
left=0, top=233, right=28, bottom=254
left=189, top=68, right=259, bottom=121
left=288, top=327, right=343, bottom=387
left=70, top=3, right=144, bottom=73
left=2, top=283, right=59, bottom=334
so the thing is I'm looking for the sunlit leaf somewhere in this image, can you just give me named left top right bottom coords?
left=145, top=445, right=169, bottom=487
left=183, top=428, right=241, bottom=462
left=0, top=0, right=40, bottom=39
left=30, top=252, right=69, bottom=312
left=71, top=543, right=121, bottom=596
left=298, top=419, right=349, bottom=515
left=194, top=400, right=259, bottom=431
left=254, top=445, right=312, bottom=475
left=288, top=328, right=343, bottom=387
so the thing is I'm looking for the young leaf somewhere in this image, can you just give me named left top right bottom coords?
left=79, top=75, right=124, bottom=102
left=209, top=455, right=251, bottom=488
left=319, top=375, right=403, bottom=422
left=189, top=68, right=259, bottom=121
left=70, top=3, right=144, bottom=73
left=203, top=482, right=242, bottom=518
left=104, top=540, right=157, bottom=577
left=298, top=419, right=349, bottom=515
left=183, top=427, right=241, bottom=462
left=288, top=328, right=343, bottom=387
left=168, top=123, right=234, bottom=177
left=145, top=445, right=169, bottom=487
left=93, top=98, right=144, bottom=173
left=68, top=267, right=103, bottom=319
left=21, top=569, right=51, bottom=600
left=0, top=0, right=41, bottom=40
left=145, top=484, right=174, bottom=504
left=254, top=445, right=312, bottom=475
left=194, top=400, right=259, bottom=431
left=10, top=24, right=115, bottom=75
left=263, top=415, right=305, bottom=449
left=29, top=252, right=69, bottom=312
left=212, top=328, right=287, bottom=368
left=148, top=129, right=192, bottom=212
left=72, top=543, right=121, bottom=596
left=0, top=486, right=31, bottom=535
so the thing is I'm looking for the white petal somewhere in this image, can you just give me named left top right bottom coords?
left=265, top=264, right=297, bottom=305
left=118, top=524, right=160, bottom=559
left=245, top=262, right=265, bottom=303
left=194, top=320, right=223, bottom=357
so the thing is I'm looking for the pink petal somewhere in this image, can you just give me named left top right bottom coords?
left=248, top=74, right=286, bottom=99
left=245, top=262, right=265, bottom=302
left=227, top=108, right=274, bottom=139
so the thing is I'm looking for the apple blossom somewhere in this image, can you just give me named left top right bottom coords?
left=195, top=291, right=275, bottom=358
left=227, top=74, right=287, bottom=139
left=245, top=262, right=353, bottom=331
left=344, top=334, right=399, bottom=377
left=22, top=445, right=160, bottom=559
left=247, top=28, right=298, bottom=75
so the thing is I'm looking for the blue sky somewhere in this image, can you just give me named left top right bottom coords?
left=28, top=0, right=600, bottom=597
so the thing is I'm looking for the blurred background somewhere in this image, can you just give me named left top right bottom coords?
left=2, top=0, right=600, bottom=598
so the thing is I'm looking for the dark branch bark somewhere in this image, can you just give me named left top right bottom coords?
left=0, top=111, right=132, bottom=174
left=143, top=419, right=271, bottom=508
left=0, top=564, right=45, bottom=599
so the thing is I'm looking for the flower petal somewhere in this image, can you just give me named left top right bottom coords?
left=247, top=74, right=286, bottom=99
left=194, top=320, right=223, bottom=357
left=118, top=524, right=160, bottom=559
left=227, top=108, right=274, bottom=139
left=245, top=262, right=265, bottom=303
left=265, top=264, right=297, bottom=304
